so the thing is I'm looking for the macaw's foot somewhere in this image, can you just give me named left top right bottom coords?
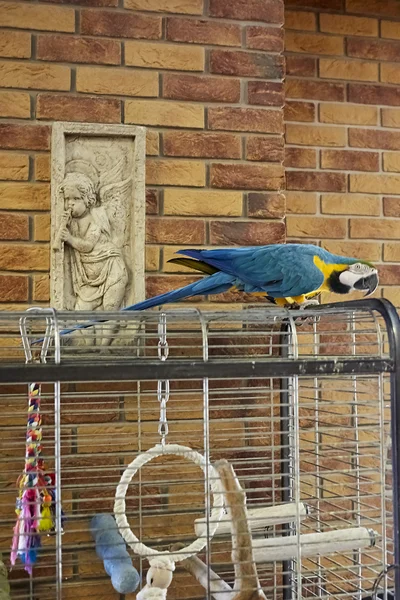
left=299, top=298, right=320, bottom=310
left=290, top=298, right=321, bottom=325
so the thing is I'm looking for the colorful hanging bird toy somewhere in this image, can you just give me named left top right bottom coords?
left=10, top=382, right=63, bottom=574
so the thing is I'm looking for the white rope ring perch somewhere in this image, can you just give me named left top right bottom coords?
left=114, top=443, right=225, bottom=562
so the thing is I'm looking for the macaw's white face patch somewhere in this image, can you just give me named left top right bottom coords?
left=339, top=263, right=379, bottom=296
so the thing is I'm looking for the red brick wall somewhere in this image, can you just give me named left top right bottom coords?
left=0, top=0, right=285, bottom=309
left=285, top=0, right=400, bottom=306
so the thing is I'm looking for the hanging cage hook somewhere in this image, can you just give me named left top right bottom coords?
left=19, top=307, right=55, bottom=365
left=157, top=313, right=170, bottom=447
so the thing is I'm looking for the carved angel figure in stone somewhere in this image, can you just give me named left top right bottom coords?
left=56, top=158, right=132, bottom=344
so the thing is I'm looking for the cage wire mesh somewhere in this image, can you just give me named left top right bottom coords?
left=0, top=299, right=398, bottom=600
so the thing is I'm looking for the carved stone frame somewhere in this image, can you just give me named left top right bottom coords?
left=50, top=122, right=146, bottom=311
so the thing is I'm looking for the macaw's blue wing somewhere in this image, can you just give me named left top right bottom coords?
left=177, top=244, right=325, bottom=298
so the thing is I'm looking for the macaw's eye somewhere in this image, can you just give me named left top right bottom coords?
left=351, top=263, right=370, bottom=274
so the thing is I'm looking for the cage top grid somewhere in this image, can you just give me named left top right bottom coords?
left=0, top=299, right=397, bottom=383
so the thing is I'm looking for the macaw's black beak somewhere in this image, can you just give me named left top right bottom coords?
left=354, top=272, right=379, bottom=297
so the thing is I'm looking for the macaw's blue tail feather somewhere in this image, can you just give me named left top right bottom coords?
left=123, top=271, right=234, bottom=311
left=33, top=271, right=235, bottom=343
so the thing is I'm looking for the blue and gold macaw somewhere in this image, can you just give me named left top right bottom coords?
left=129, top=243, right=379, bottom=310
left=50, top=243, right=379, bottom=341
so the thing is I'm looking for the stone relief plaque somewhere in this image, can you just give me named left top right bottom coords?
left=51, top=122, right=146, bottom=346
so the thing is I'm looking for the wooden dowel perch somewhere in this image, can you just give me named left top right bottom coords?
left=170, top=543, right=235, bottom=600
left=251, top=526, right=376, bottom=563
left=215, top=459, right=268, bottom=600
left=195, top=502, right=309, bottom=537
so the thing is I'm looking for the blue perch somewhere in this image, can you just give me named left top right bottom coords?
left=90, top=514, right=140, bottom=594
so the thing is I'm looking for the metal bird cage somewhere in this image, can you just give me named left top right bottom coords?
left=0, top=299, right=399, bottom=600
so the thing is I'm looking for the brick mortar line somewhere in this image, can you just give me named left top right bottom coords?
left=0, top=60, right=283, bottom=77
left=286, top=84, right=400, bottom=100
left=74, top=11, right=285, bottom=29
left=147, top=155, right=283, bottom=162
left=0, top=56, right=284, bottom=76
left=286, top=31, right=380, bottom=41
left=0, top=97, right=283, bottom=112
left=286, top=119, right=400, bottom=134
left=285, top=214, right=400, bottom=221
left=295, top=14, right=400, bottom=29
left=285, top=118, right=400, bottom=134
left=1, top=100, right=282, bottom=114
left=286, top=27, right=400, bottom=41
left=285, top=167, right=396, bottom=176
left=0, top=243, right=51, bottom=251
left=0, top=40, right=279, bottom=59
left=285, top=140, right=389, bottom=151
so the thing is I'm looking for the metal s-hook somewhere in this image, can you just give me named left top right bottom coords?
left=157, top=312, right=169, bottom=362
left=19, top=307, right=55, bottom=364
left=157, top=313, right=170, bottom=447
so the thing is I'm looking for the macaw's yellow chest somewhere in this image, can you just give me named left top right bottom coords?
left=312, top=255, right=349, bottom=293
left=273, top=255, right=350, bottom=306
